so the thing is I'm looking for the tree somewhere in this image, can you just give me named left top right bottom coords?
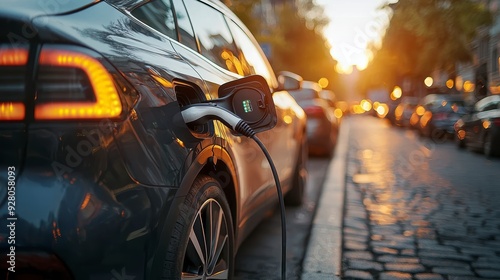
left=361, top=0, right=492, bottom=93
left=272, top=4, right=337, bottom=85
left=227, top=0, right=339, bottom=91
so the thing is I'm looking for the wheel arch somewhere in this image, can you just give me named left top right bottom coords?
left=177, top=144, right=239, bottom=239
left=147, top=143, right=240, bottom=279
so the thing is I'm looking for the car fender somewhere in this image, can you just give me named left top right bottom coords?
left=146, top=142, right=240, bottom=278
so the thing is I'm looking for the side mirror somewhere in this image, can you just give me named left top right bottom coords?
left=216, top=75, right=277, bottom=133
left=277, top=71, right=302, bottom=91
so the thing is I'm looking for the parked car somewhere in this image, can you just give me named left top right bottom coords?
left=0, top=0, right=308, bottom=279
left=411, top=93, right=468, bottom=137
left=319, top=89, right=343, bottom=121
left=287, top=80, right=338, bottom=157
left=454, top=95, right=500, bottom=157
left=394, top=97, right=419, bottom=127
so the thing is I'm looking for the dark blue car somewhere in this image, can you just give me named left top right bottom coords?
left=0, top=0, right=307, bottom=278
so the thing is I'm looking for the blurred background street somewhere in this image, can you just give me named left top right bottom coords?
left=236, top=115, right=500, bottom=279
left=342, top=115, right=500, bottom=279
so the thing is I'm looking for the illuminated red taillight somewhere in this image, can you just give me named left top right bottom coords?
left=0, top=47, right=28, bottom=121
left=35, top=48, right=122, bottom=120
left=304, top=106, right=325, bottom=118
left=0, top=46, right=122, bottom=122
left=493, top=119, right=500, bottom=127
left=0, top=48, right=28, bottom=66
left=0, top=102, right=25, bottom=120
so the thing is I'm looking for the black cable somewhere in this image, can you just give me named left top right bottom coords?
left=234, top=120, right=286, bottom=280
left=181, top=106, right=288, bottom=279
left=251, top=134, right=287, bottom=280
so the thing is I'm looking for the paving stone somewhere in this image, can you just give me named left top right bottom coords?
left=477, top=256, right=500, bottom=263
left=373, top=246, right=398, bottom=255
left=472, top=261, right=500, bottom=269
left=371, top=241, right=415, bottom=250
left=377, top=255, right=419, bottom=263
left=400, top=249, right=416, bottom=256
left=417, top=246, right=458, bottom=254
left=384, top=262, right=426, bottom=273
left=345, top=219, right=369, bottom=231
left=418, top=251, right=473, bottom=262
left=431, top=266, right=474, bottom=276
left=347, top=260, right=383, bottom=272
left=345, top=234, right=369, bottom=243
left=343, top=251, right=373, bottom=261
left=417, top=239, right=439, bottom=246
left=343, top=270, right=373, bottom=280
left=420, top=258, right=469, bottom=268
left=344, top=227, right=370, bottom=237
left=460, top=247, right=497, bottom=257
left=345, top=240, right=368, bottom=250
left=379, top=271, right=412, bottom=280
left=476, top=269, right=500, bottom=278
left=414, top=273, right=444, bottom=280
left=346, top=209, right=368, bottom=220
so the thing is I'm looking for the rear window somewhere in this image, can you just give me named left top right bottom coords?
left=183, top=0, right=240, bottom=73
left=289, top=88, right=318, bottom=101
left=131, top=0, right=176, bottom=40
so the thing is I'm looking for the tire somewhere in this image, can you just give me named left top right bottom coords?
left=484, top=132, right=495, bottom=158
left=285, top=137, right=308, bottom=206
left=162, top=175, right=234, bottom=280
left=455, top=134, right=466, bottom=149
left=321, top=126, right=336, bottom=158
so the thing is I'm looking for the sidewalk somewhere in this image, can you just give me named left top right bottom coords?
left=300, top=118, right=351, bottom=279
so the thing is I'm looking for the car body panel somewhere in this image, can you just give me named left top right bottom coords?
left=455, top=95, right=500, bottom=155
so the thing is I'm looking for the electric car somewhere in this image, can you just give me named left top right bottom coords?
left=0, top=0, right=307, bottom=279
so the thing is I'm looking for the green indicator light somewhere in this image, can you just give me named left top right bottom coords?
left=243, top=100, right=253, bottom=113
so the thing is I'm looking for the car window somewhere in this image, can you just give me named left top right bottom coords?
left=226, top=19, right=278, bottom=89
left=182, top=0, right=240, bottom=74
left=484, top=102, right=500, bottom=111
left=131, top=0, right=176, bottom=40
left=172, top=0, right=198, bottom=52
left=474, top=95, right=500, bottom=112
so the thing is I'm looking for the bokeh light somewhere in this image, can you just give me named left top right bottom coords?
left=318, top=77, right=329, bottom=88
left=446, top=79, right=454, bottom=89
left=424, top=77, right=434, bottom=87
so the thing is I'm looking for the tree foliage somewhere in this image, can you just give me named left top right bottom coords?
left=361, top=0, right=492, bottom=91
left=227, top=0, right=338, bottom=90
left=271, top=4, right=337, bottom=85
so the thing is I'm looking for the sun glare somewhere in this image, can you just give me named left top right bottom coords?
left=318, top=0, right=393, bottom=74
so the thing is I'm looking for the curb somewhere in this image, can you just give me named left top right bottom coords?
left=300, top=117, right=350, bottom=279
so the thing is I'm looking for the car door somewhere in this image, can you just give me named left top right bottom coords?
left=225, top=16, right=299, bottom=186
left=170, top=0, right=277, bottom=230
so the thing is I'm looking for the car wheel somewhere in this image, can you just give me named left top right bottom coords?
left=321, top=127, right=336, bottom=158
left=285, top=137, right=308, bottom=206
left=455, top=134, right=466, bottom=149
left=484, top=132, right=494, bottom=158
left=163, top=175, right=234, bottom=280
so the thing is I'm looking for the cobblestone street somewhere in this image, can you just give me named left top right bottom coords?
left=341, top=116, right=500, bottom=280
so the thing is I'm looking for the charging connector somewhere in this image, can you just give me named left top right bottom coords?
left=180, top=103, right=287, bottom=280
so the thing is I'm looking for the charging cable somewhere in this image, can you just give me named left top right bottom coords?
left=181, top=104, right=287, bottom=280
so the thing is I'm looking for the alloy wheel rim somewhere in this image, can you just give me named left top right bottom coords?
left=181, top=199, right=230, bottom=280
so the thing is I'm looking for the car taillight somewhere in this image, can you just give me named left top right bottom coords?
left=304, top=106, right=325, bottom=117
left=493, top=119, right=500, bottom=127
left=0, top=47, right=28, bottom=121
left=35, top=48, right=122, bottom=120
left=0, top=102, right=25, bottom=120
